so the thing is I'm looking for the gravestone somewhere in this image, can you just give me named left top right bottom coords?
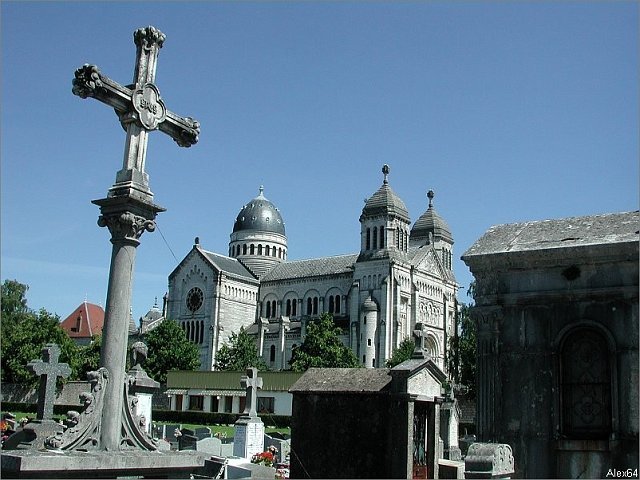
left=233, top=368, right=265, bottom=459
left=196, top=436, right=222, bottom=456
left=178, top=428, right=198, bottom=451
left=194, top=426, right=212, bottom=440
left=264, top=433, right=290, bottom=464
left=464, top=443, right=515, bottom=479
left=2, top=345, right=70, bottom=450
left=127, top=342, right=159, bottom=435
left=28, top=344, right=71, bottom=421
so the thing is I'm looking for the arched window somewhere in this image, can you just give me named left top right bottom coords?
left=286, top=299, right=292, bottom=316
left=258, top=244, right=263, bottom=255
left=335, top=296, right=341, bottom=314
left=243, top=244, right=247, bottom=255
left=266, top=245, right=271, bottom=256
left=307, top=298, right=313, bottom=315
left=272, top=248, right=277, bottom=257
left=373, top=227, right=378, bottom=249
left=313, top=297, right=318, bottom=315
left=271, top=300, right=277, bottom=317
left=250, top=244, right=255, bottom=255
left=329, top=296, right=335, bottom=314
left=561, top=328, right=611, bottom=439
left=380, top=226, right=384, bottom=248
left=270, top=345, right=276, bottom=363
left=426, top=336, right=438, bottom=359
left=366, top=228, right=371, bottom=250
left=266, top=301, right=271, bottom=318
left=292, top=299, right=297, bottom=316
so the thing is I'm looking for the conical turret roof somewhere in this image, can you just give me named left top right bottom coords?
left=361, top=165, right=409, bottom=222
left=411, top=190, right=453, bottom=244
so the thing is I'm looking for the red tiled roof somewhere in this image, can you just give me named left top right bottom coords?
left=60, top=301, right=105, bottom=339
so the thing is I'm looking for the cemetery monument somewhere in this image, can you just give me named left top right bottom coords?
left=1, top=26, right=221, bottom=479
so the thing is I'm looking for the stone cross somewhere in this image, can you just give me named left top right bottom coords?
left=72, top=25, right=200, bottom=199
left=240, top=368, right=263, bottom=417
left=72, top=26, right=199, bottom=451
left=27, top=344, right=71, bottom=421
left=412, top=322, right=428, bottom=359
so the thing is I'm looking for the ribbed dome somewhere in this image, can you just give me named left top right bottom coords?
left=361, top=165, right=410, bottom=222
left=362, top=296, right=378, bottom=312
left=411, top=190, right=453, bottom=243
left=233, top=187, right=285, bottom=235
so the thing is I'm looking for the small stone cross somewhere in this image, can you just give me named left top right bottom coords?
left=27, top=344, right=71, bottom=421
left=412, top=322, right=428, bottom=359
left=240, top=367, right=263, bottom=417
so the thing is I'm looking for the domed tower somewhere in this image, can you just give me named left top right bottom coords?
left=359, top=165, right=412, bottom=258
left=360, top=295, right=378, bottom=368
left=229, top=186, right=287, bottom=278
left=410, top=190, right=454, bottom=270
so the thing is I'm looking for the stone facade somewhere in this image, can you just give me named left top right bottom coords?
left=462, top=211, right=639, bottom=478
left=167, top=166, right=458, bottom=372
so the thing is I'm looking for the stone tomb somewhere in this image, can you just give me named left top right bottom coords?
left=462, top=211, right=639, bottom=478
left=289, top=354, right=456, bottom=479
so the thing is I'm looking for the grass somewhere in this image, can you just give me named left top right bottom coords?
left=2, top=411, right=290, bottom=438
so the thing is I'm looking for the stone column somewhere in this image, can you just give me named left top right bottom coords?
left=93, top=198, right=164, bottom=451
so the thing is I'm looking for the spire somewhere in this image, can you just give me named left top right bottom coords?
left=258, top=185, right=265, bottom=198
left=427, top=189, right=435, bottom=208
left=382, top=164, right=390, bottom=185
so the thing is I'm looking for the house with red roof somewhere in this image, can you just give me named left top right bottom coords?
left=60, top=301, right=105, bottom=345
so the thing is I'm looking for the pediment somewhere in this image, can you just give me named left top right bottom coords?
left=414, top=248, right=446, bottom=279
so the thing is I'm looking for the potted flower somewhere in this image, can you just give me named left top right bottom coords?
left=251, top=450, right=275, bottom=467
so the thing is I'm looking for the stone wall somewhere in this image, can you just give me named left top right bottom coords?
left=290, top=392, right=409, bottom=479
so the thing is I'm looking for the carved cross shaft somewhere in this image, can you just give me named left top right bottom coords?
left=240, top=367, right=263, bottom=417
left=27, top=344, right=71, bottom=421
left=72, top=26, right=200, bottom=195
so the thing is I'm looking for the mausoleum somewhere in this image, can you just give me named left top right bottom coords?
left=462, top=211, right=639, bottom=478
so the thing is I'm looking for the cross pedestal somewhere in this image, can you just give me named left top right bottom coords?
left=233, top=368, right=265, bottom=459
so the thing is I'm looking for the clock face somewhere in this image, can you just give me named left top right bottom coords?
left=186, top=287, right=204, bottom=313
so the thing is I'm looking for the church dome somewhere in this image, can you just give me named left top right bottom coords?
left=362, top=295, right=378, bottom=312
left=361, top=165, right=410, bottom=222
left=233, top=186, right=285, bottom=235
left=411, top=190, right=453, bottom=244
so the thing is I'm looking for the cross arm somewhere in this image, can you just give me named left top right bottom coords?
left=72, top=64, right=132, bottom=113
left=73, top=64, right=200, bottom=148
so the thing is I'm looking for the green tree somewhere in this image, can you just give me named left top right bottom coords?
left=290, top=313, right=361, bottom=371
left=448, top=284, right=477, bottom=397
left=385, top=336, right=416, bottom=368
left=1, top=280, right=81, bottom=385
left=215, top=326, right=267, bottom=371
left=143, top=319, right=200, bottom=384
left=77, top=334, right=102, bottom=380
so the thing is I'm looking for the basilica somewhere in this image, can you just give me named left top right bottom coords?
left=166, top=165, right=458, bottom=372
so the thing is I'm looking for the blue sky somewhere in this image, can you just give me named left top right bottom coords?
left=2, top=2, right=637, bottom=321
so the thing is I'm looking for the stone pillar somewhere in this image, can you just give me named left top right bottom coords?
left=473, top=307, right=501, bottom=442
left=93, top=203, right=162, bottom=451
